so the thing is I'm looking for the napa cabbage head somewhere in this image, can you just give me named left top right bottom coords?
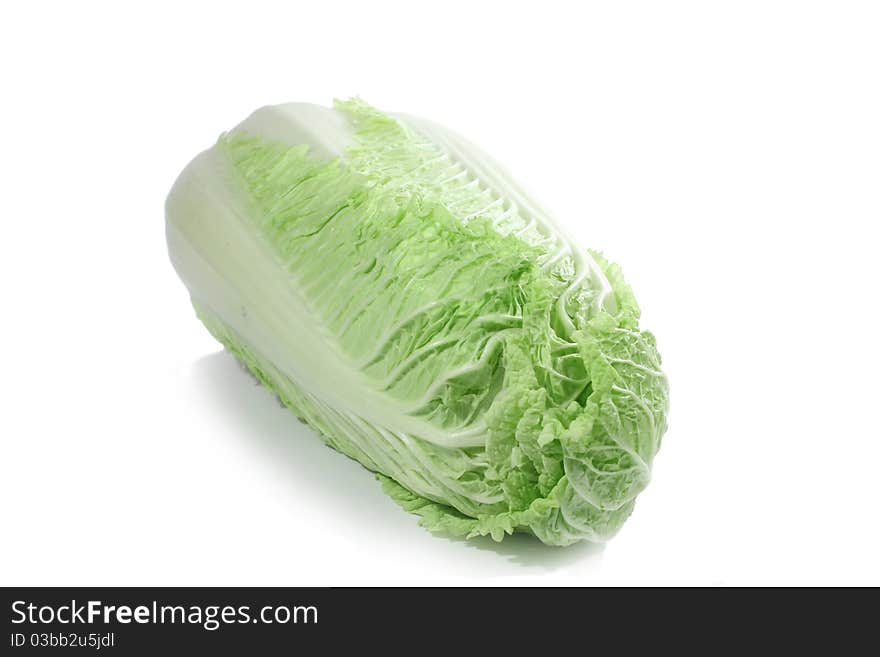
left=165, top=98, right=669, bottom=546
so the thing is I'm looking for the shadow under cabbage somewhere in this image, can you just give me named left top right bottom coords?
left=190, top=350, right=604, bottom=570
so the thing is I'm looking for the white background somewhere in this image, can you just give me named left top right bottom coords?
left=2, top=1, right=878, bottom=586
